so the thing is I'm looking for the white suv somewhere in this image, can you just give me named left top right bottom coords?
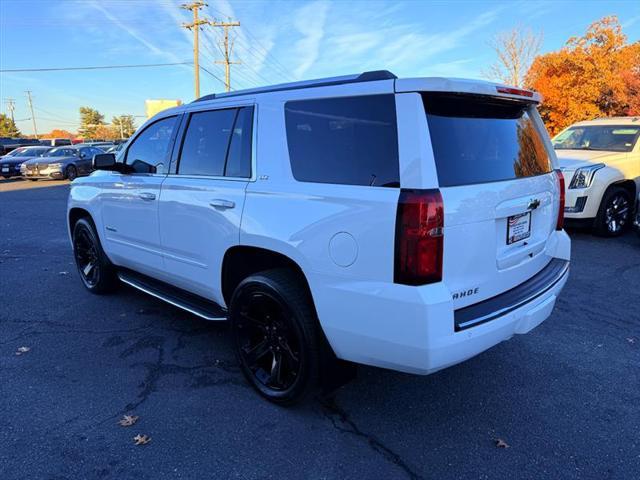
left=553, top=117, right=640, bottom=236
left=67, top=71, right=571, bottom=404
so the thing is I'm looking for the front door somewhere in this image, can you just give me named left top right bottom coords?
left=158, top=106, right=254, bottom=304
left=100, top=115, right=179, bottom=278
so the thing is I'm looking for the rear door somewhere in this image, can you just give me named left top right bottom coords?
left=158, top=104, right=254, bottom=304
left=408, top=92, right=560, bottom=308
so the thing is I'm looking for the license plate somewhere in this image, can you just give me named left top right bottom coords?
left=1, top=167, right=8, bottom=172
left=507, top=212, right=531, bottom=244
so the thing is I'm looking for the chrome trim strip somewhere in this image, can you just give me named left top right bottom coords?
left=117, top=274, right=226, bottom=321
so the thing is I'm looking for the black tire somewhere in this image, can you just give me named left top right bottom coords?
left=72, top=218, right=117, bottom=293
left=594, top=186, right=631, bottom=237
left=229, top=269, right=322, bottom=406
left=66, top=165, right=78, bottom=181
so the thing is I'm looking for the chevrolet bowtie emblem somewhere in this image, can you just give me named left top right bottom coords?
left=528, top=198, right=541, bottom=210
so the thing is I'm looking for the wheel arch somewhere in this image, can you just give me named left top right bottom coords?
left=221, top=245, right=314, bottom=309
left=68, top=207, right=92, bottom=235
left=612, top=179, right=637, bottom=202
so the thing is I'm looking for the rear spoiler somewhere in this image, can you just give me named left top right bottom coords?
left=395, top=77, right=542, bottom=103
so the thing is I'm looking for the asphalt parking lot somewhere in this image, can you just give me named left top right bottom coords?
left=1, top=179, right=639, bottom=480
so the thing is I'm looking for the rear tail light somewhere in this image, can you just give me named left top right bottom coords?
left=394, top=189, right=444, bottom=286
left=555, top=169, right=565, bottom=230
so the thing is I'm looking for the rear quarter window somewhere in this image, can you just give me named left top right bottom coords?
left=423, top=94, right=552, bottom=187
left=284, top=94, right=399, bottom=187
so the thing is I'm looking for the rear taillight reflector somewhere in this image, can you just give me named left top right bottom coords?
left=496, top=86, right=534, bottom=97
left=555, top=169, right=565, bottom=230
left=394, top=189, right=444, bottom=286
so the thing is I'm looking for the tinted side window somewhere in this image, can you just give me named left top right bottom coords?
left=225, top=107, right=253, bottom=178
left=178, top=109, right=237, bottom=176
left=126, top=116, right=177, bottom=172
left=284, top=95, right=399, bottom=187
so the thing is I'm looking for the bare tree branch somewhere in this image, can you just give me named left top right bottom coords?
left=483, top=26, right=543, bottom=87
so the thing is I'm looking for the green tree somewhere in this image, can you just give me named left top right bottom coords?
left=78, top=107, right=105, bottom=139
left=0, top=113, right=21, bottom=137
left=111, top=115, right=136, bottom=139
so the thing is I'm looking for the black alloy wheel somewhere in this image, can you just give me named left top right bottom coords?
left=72, top=218, right=117, bottom=293
left=230, top=269, right=321, bottom=405
left=595, top=186, right=631, bottom=237
left=66, top=164, right=78, bottom=181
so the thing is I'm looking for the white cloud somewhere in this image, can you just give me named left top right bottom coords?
left=622, top=15, right=640, bottom=29
left=292, top=0, right=330, bottom=78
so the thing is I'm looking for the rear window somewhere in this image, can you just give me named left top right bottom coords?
left=285, top=95, right=399, bottom=187
left=423, top=94, right=552, bottom=187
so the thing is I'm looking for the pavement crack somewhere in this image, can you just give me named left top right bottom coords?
left=319, top=397, right=423, bottom=480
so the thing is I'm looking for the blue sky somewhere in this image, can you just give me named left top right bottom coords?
left=1, top=0, right=638, bottom=134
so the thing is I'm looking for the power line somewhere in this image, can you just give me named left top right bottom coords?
left=198, top=64, right=226, bottom=87
left=0, top=62, right=192, bottom=73
left=34, top=107, right=78, bottom=124
left=206, top=4, right=294, bottom=81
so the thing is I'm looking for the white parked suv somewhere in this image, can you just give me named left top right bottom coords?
left=553, top=117, right=640, bottom=236
left=67, top=71, right=571, bottom=404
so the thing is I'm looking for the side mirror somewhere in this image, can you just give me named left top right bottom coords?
left=93, top=153, right=117, bottom=170
left=130, top=159, right=156, bottom=174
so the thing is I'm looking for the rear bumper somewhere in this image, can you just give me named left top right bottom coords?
left=313, top=230, right=571, bottom=375
left=454, top=258, right=569, bottom=331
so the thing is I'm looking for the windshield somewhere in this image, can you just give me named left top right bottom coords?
left=423, top=93, right=552, bottom=187
left=5, top=148, right=27, bottom=157
left=553, top=125, right=640, bottom=152
left=48, top=148, right=77, bottom=157
left=12, top=147, right=49, bottom=157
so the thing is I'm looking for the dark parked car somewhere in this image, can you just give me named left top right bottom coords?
left=20, top=145, right=104, bottom=181
left=81, top=141, right=115, bottom=151
left=0, top=137, right=41, bottom=155
left=0, top=146, right=51, bottom=178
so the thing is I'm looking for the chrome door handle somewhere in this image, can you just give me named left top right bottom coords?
left=209, top=199, right=235, bottom=209
left=139, top=192, right=156, bottom=201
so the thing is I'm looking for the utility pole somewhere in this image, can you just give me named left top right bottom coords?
left=5, top=98, right=15, bottom=123
left=209, top=19, right=241, bottom=92
left=25, top=91, right=38, bottom=139
left=181, top=1, right=209, bottom=99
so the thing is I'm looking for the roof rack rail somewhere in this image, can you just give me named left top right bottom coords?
left=193, top=70, right=397, bottom=103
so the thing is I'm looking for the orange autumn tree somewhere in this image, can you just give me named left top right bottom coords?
left=43, top=129, right=74, bottom=139
left=526, top=16, right=640, bottom=135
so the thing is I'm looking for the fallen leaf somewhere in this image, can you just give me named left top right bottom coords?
left=495, top=438, right=510, bottom=448
left=118, top=415, right=139, bottom=427
left=133, top=434, right=151, bottom=445
left=627, top=337, right=636, bottom=345
left=15, top=346, right=30, bottom=356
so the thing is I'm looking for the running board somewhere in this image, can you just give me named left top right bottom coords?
left=117, top=269, right=227, bottom=321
